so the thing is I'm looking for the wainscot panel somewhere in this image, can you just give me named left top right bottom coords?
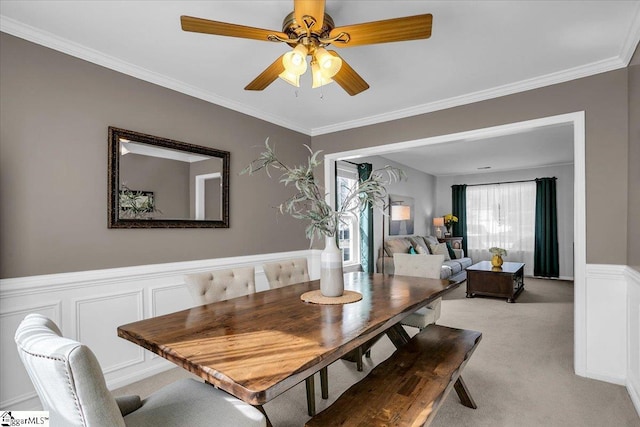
left=584, top=264, right=628, bottom=385
left=0, top=249, right=319, bottom=410
left=625, top=266, right=640, bottom=416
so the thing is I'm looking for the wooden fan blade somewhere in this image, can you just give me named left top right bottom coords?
left=329, top=51, right=369, bottom=96
left=181, top=16, right=288, bottom=42
left=294, top=0, right=325, bottom=31
left=245, top=54, right=286, bottom=91
left=330, top=14, right=432, bottom=47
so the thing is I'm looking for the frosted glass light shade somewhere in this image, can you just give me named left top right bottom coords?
left=278, top=70, right=300, bottom=87
left=282, top=44, right=308, bottom=76
left=314, top=48, right=342, bottom=78
left=311, top=62, right=334, bottom=88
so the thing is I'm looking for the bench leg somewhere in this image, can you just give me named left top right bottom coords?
left=454, top=376, right=477, bottom=409
left=356, top=346, right=364, bottom=371
left=320, top=367, right=328, bottom=399
left=305, top=375, right=316, bottom=416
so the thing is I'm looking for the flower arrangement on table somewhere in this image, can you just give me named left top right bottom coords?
left=443, top=213, right=458, bottom=234
left=488, top=247, right=507, bottom=257
left=488, top=247, right=507, bottom=268
left=241, top=138, right=404, bottom=297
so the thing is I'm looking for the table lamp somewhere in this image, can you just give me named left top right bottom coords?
left=433, top=217, right=444, bottom=238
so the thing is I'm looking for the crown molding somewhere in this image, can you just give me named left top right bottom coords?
left=310, top=55, right=628, bottom=136
left=620, top=1, right=640, bottom=65
left=3, top=11, right=639, bottom=138
left=0, top=16, right=311, bottom=136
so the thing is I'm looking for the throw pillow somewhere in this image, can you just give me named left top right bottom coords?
left=384, top=239, right=411, bottom=256
left=423, top=235, right=439, bottom=247
left=445, top=242, right=457, bottom=259
left=409, top=246, right=417, bottom=255
left=428, top=242, right=451, bottom=261
left=408, top=237, right=430, bottom=254
left=415, top=245, right=428, bottom=254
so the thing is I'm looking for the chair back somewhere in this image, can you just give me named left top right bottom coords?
left=185, top=266, right=256, bottom=305
left=14, top=314, right=125, bottom=427
left=393, top=254, right=445, bottom=279
left=262, top=258, right=310, bottom=289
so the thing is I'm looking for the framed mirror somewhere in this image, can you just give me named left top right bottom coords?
left=108, top=127, right=229, bottom=228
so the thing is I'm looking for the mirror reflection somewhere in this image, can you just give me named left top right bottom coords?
left=108, top=127, right=229, bottom=228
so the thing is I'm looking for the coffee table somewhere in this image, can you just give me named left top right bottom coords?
left=466, top=261, right=525, bottom=303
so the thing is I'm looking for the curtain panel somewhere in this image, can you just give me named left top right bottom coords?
left=358, top=163, right=374, bottom=273
left=451, top=185, right=467, bottom=254
left=534, top=178, right=559, bottom=277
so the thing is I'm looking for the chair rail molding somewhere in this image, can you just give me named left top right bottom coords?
left=0, top=249, right=318, bottom=410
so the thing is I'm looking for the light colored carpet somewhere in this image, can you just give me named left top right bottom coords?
left=114, top=278, right=639, bottom=426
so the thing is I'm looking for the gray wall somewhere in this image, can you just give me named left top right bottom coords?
left=312, top=69, right=630, bottom=266
left=1, top=32, right=636, bottom=277
left=629, top=45, right=640, bottom=271
left=435, top=164, right=575, bottom=278
left=0, top=34, right=311, bottom=278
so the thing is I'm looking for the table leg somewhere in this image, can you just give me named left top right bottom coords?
left=305, top=375, right=316, bottom=416
left=386, top=323, right=411, bottom=349
left=320, top=367, right=328, bottom=399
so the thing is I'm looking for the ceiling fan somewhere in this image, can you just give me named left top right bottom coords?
left=180, top=0, right=432, bottom=96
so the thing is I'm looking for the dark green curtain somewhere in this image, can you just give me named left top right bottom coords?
left=534, top=177, right=559, bottom=277
left=451, top=185, right=468, bottom=255
left=358, top=163, right=374, bottom=273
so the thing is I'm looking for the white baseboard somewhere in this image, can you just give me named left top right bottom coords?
left=628, top=375, right=640, bottom=418
left=0, top=249, right=317, bottom=410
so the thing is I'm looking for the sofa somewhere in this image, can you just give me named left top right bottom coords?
left=377, top=235, right=473, bottom=283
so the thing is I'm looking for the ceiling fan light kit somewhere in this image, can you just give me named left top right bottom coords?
left=180, top=1, right=432, bottom=96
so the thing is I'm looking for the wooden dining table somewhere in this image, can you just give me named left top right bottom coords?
left=117, top=272, right=460, bottom=410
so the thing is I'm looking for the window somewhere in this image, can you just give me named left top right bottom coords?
left=336, top=164, right=360, bottom=266
left=466, top=182, right=536, bottom=275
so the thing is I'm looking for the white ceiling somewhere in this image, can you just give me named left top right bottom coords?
left=1, top=1, right=638, bottom=175
left=380, top=122, right=575, bottom=176
left=1, top=1, right=639, bottom=138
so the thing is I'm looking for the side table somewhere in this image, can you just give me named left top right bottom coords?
left=437, top=236, right=463, bottom=250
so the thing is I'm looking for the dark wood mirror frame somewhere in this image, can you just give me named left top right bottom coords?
left=108, top=127, right=230, bottom=228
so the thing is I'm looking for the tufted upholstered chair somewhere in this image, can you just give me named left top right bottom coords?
left=262, top=258, right=327, bottom=416
left=14, top=313, right=266, bottom=427
left=393, top=253, right=445, bottom=330
left=184, top=266, right=256, bottom=305
left=263, top=258, right=310, bottom=289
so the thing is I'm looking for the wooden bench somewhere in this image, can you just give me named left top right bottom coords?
left=305, top=325, right=482, bottom=427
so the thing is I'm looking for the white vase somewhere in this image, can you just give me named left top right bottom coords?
left=320, top=236, right=344, bottom=297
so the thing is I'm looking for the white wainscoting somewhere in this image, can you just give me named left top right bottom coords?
left=0, top=249, right=320, bottom=410
left=625, top=266, right=640, bottom=415
left=583, top=264, right=628, bottom=384
left=2, top=258, right=638, bottom=416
